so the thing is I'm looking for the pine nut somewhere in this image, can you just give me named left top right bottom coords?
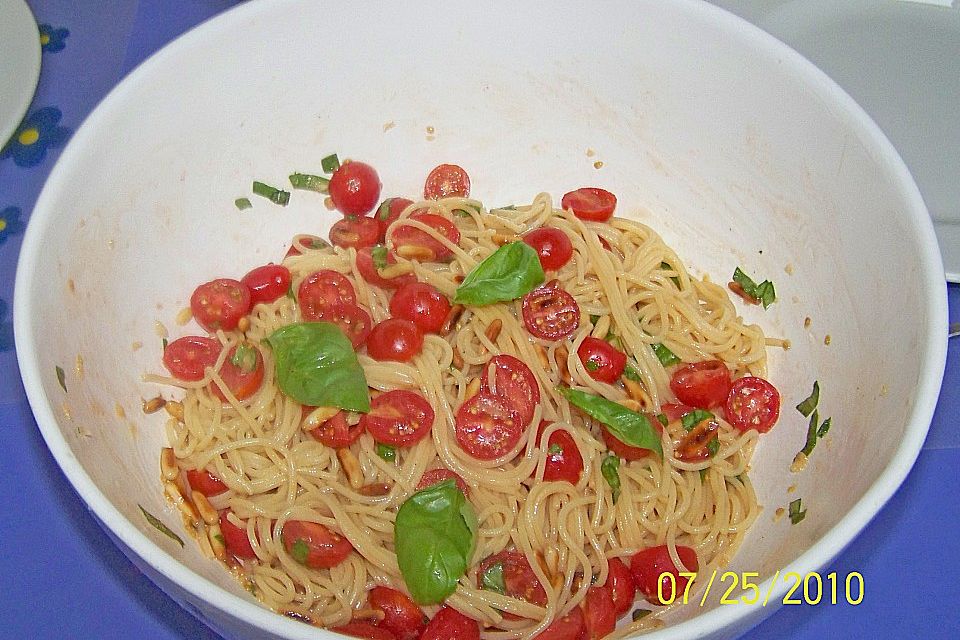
left=556, top=346, right=571, bottom=384
left=304, top=406, right=340, bottom=429
left=396, top=245, right=434, bottom=261
left=623, top=377, right=652, bottom=411
left=465, top=377, right=481, bottom=400
left=492, top=233, right=521, bottom=245
left=337, top=448, right=364, bottom=489
left=160, top=448, right=179, bottom=481
left=193, top=491, right=219, bottom=525
left=452, top=346, right=464, bottom=370
left=534, top=344, right=550, bottom=370
left=378, top=263, right=414, bottom=279
left=353, top=608, right=386, bottom=623
left=358, top=483, right=391, bottom=497
left=237, top=316, right=251, bottom=333
left=441, top=304, right=465, bottom=334
left=165, top=400, right=184, bottom=421
left=165, top=480, right=200, bottom=525
left=484, top=319, right=503, bottom=344
left=620, top=399, right=642, bottom=413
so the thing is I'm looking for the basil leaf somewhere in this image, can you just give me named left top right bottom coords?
left=371, top=245, right=389, bottom=270
left=800, top=409, right=820, bottom=457
left=265, top=322, right=370, bottom=412
left=55, top=365, right=67, bottom=391
left=632, top=608, right=653, bottom=621
left=289, top=172, right=330, bottom=193
left=235, top=197, right=252, bottom=210
left=788, top=498, right=806, bottom=524
left=291, top=538, right=310, bottom=564
left=707, top=435, right=720, bottom=457
left=376, top=443, right=397, bottom=462
left=651, top=342, right=681, bottom=367
left=454, top=242, right=544, bottom=306
left=660, top=261, right=681, bottom=288
left=623, top=362, right=643, bottom=383
left=231, top=343, right=257, bottom=372
left=321, top=153, right=340, bottom=173
left=480, top=561, right=506, bottom=594
left=558, top=387, right=663, bottom=458
left=139, top=505, right=184, bottom=547
left=395, top=479, right=477, bottom=605
left=601, top=454, right=622, bottom=503
left=681, top=409, right=714, bottom=431
left=817, top=417, right=832, bottom=438
left=796, top=381, right=820, bottom=417
left=732, top=267, right=776, bottom=309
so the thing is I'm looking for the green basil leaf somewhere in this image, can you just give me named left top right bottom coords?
left=655, top=413, right=668, bottom=427
left=732, top=267, right=776, bottom=308
left=558, top=387, right=662, bottom=458
left=321, top=153, right=340, bottom=173
left=817, top=417, right=832, bottom=438
left=291, top=538, right=310, bottom=564
left=548, top=443, right=563, bottom=455
left=585, top=360, right=600, bottom=371
left=660, top=261, right=681, bottom=288
left=231, top=343, right=257, bottom=372
left=480, top=561, right=506, bottom=594
left=707, top=435, right=720, bottom=457
left=681, top=409, right=715, bottom=431
left=234, top=197, right=252, bottom=210
left=601, top=454, right=621, bottom=503
left=395, top=479, right=477, bottom=605
left=265, top=322, right=370, bottom=412
left=289, top=172, right=330, bottom=193
left=139, top=505, right=184, bottom=547
left=376, top=443, right=397, bottom=462
left=55, top=365, right=67, bottom=392
left=788, top=498, right=806, bottom=524
left=651, top=342, right=681, bottom=367
left=623, top=362, right=643, bottom=383
left=371, top=245, right=389, bottom=271
left=800, top=409, right=820, bottom=457
left=795, top=381, right=820, bottom=417
left=453, top=242, right=544, bottom=306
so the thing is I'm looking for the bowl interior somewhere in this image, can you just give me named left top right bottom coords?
left=15, top=1, right=945, bottom=638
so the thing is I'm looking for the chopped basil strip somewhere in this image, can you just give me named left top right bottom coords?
left=139, top=505, right=184, bottom=547
left=321, top=153, right=340, bottom=173
left=817, top=417, right=832, bottom=438
left=289, top=172, right=330, bottom=193
left=655, top=413, right=668, bottom=427
left=161, top=337, right=168, bottom=350
left=623, top=362, right=643, bottom=384
left=660, top=261, right=681, bottom=288
left=55, top=365, right=66, bottom=392
left=376, top=443, right=397, bottom=462
left=585, top=360, right=600, bottom=372
left=234, top=197, right=252, bottom=210
left=231, top=343, right=257, bottom=372
left=290, top=538, right=310, bottom=564
left=558, top=387, right=663, bottom=457
left=707, top=435, right=720, bottom=457
left=788, top=498, right=806, bottom=524
left=796, top=381, right=820, bottom=417
left=601, top=454, right=622, bottom=503
left=632, top=608, right=653, bottom=621
left=651, top=342, right=681, bottom=367
left=681, top=409, right=715, bottom=431
left=732, top=267, right=776, bottom=308
left=699, top=468, right=708, bottom=482
left=252, top=181, right=290, bottom=206
left=480, top=561, right=506, bottom=595
left=548, top=443, right=563, bottom=455
left=454, top=242, right=545, bottom=306
left=800, top=409, right=820, bottom=457
left=589, top=314, right=601, bottom=325
left=371, top=245, right=389, bottom=271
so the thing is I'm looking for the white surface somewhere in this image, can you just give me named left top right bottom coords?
left=0, top=0, right=41, bottom=149
left=14, top=1, right=948, bottom=639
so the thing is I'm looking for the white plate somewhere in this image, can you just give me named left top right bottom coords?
left=0, top=0, right=41, bottom=149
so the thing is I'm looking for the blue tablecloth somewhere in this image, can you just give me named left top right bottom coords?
left=1, top=2, right=957, bottom=638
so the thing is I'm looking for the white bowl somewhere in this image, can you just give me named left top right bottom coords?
left=14, top=1, right=947, bottom=638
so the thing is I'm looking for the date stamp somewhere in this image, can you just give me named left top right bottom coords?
left=659, top=570, right=864, bottom=606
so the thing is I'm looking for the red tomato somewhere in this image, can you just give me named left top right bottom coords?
left=389, top=282, right=452, bottom=334
left=669, top=360, right=732, bottom=409
left=532, top=606, right=586, bottom=640
left=421, top=606, right=480, bottom=640
left=601, top=416, right=663, bottom=461
left=522, top=227, right=574, bottom=271
left=163, top=336, right=221, bottom=381
left=366, top=318, right=424, bottom=361
left=309, top=410, right=364, bottom=448
left=561, top=187, right=617, bottom=222
left=725, top=375, right=781, bottom=433
left=480, top=354, right=541, bottom=426
left=538, top=422, right=583, bottom=484
left=455, top=392, right=524, bottom=460
left=424, top=163, right=470, bottom=199
left=311, top=303, right=373, bottom=349
left=331, top=622, right=397, bottom=640
left=477, top=550, right=548, bottom=611
left=521, top=280, right=580, bottom=341
left=577, top=337, right=627, bottom=383
left=355, top=246, right=417, bottom=290
left=328, top=161, right=382, bottom=216
left=583, top=585, right=616, bottom=639
left=374, top=197, right=414, bottom=239
left=190, top=278, right=251, bottom=332
left=330, top=215, right=381, bottom=250
left=390, top=213, right=460, bottom=262
left=219, top=510, right=256, bottom=561
left=417, top=468, right=470, bottom=496
left=241, top=264, right=292, bottom=306
left=284, top=234, right=328, bottom=258
left=606, top=557, right=637, bottom=618
left=211, top=343, right=265, bottom=402
left=297, top=269, right=356, bottom=320
left=360, top=390, right=435, bottom=447
left=367, top=586, right=425, bottom=640
left=660, top=403, right=694, bottom=423
left=282, top=520, right=353, bottom=569
left=186, top=469, right=228, bottom=497
left=630, top=545, right=699, bottom=606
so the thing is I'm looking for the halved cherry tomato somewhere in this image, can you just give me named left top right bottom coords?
left=424, top=163, right=470, bottom=199
left=417, top=468, right=470, bottom=496
left=660, top=403, right=694, bottom=423
left=725, top=375, right=781, bottom=434
left=355, top=246, right=417, bottom=290
left=360, top=390, right=434, bottom=447
left=477, top=550, right=548, bottom=613
left=480, top=354, right=540, bottom=426
left=455, top=392, right=524, bottom=460
left=311, top=303, right=373, bottom=349
left=241, top=264, right=292, bottom=306
left=374, top=197, right=414, bottom=240
left=522, top=226, right=574, bottom=271
left=389, top=282, right=451, bottom=334
left=297, top=269, right=356, bottom=320
left=186, top=469, right=228, bottom=497
left=219, top=510, right=256, bottom=560
left=421, top=606, right=480, bottom=640
left=538, top=422, right=583, bottom=484
left=190, top=278, right=251, bottom=332
left=366, top=318, right=423, bottom=361
left=606, top=557, right=636, bottom=618
left=284, top=234, right=328, bottom=258
left=390, top=213, right=460, bottom=262
left=309, top=410, right=364, bottom=448
left=328, top=161, right=382, bottom=216
left=583, top=585, right=616, bottom=639
left=630, top=545, right=699, bottom=606
left=367, top=586, right=425, bottom=640
left=282, top=520, right=353, bottom=569
left=331, top=622, right=397, bottom=640
left=602, top=417, right=663, bottom=461
left=163, top=335, right=221, bottom=381
left=211, top=342, right=265, bottom=402
left=561, top=187, right=617, bottom=222
left=577, top=337, right=627, bottom=383
left=521, top=279, right=580, bottom=341
left=330, top=215, right=381, bottom=250
left=532, top=606, right=586, bottom=640
left=669, top=360, right=732, bottom=409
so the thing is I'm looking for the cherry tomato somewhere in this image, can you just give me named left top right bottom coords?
left=219, top=510, right=256, bottom=561
left=669, top=360, right=732, bottom=409
left=331, top=622, right=397, bottom=640
left=329, top=215, right=381, bottom=250
left=389, top=282, right=452, bottom=334
left=311, top=303, right=373, bottom=349
left=282, top=520, right=353, bottom=569
left=532, top=606, right=585, bottom=640
left=477, top=550, right=548, bottom=612
left=190, top=278, right=251, bottom=332
left=538, top=422, right=583, bottom=484
left=630, top=545, right=699, bottom=606
left=284, top=234, right=328, bottom=258
left=583, top=585, right=616, bottom=639
left=163, top=336, right=221, bottom=381
left=366, top=318, right=424, bottom=362
left=417, top=468, right=469, bottom=496
left=480, top=354, right=541, bottom=426
left=309, top=410, right=364, bottom=448
left=660, top=403, right=694, bottom=423
left=725, top=375, right=781, bottom=434
left=455, top=392, right=524, bottom=460
left=374, top=197, right=414, bottom=240
left=328, top=161, right=382, bottom=216
left=601, top=416, right=663, bottom=461
left=367, top=586, right=425, bottom=640
left=241, top=264, right=292, bottom=306
left=522, top=227, right=574, bottom=271
left=606, top=557, right=636, bottom=618
left=521, top=279, right=580, bottom=341
left=211, top=342, right=265, bottom=402
left=297, top=269, right=356, bottom=320
left=186, top=469, right=228, bottom=497
left=424, top=163, right=470, bottom=199
left=421, top=606, right=480, bottom=640
left=577, top=337, right=627, bottom=383
left=360, top=390, right=435, bottom=447
left=390, top=213, right=460, bottom=262
left=561, top=187, right=617, bottom=222
left=355, top=246, right=417, bottom=290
